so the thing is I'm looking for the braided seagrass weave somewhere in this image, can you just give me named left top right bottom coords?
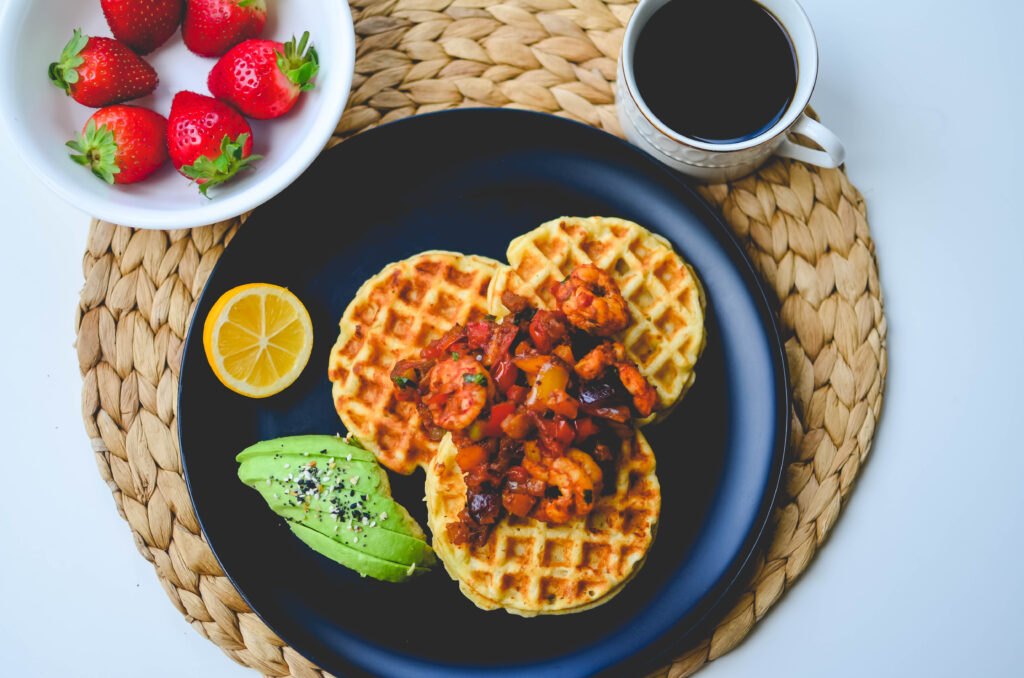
left=75, top=0, right=887, bottom=675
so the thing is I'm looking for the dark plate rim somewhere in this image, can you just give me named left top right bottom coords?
left=178, top=107, right=789, bottom=678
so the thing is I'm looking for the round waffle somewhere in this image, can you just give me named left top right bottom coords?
left=328, top=252, right=501, bottom=475
left=425, top=431, right=661, bottom=616
left=502, top=217, right=707, bottom=420
left=485, top=265, right=547, bottom=316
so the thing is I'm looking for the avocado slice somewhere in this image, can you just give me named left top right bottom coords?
left=238, top=454, right=390, bottom=496
left=288, top=522, right=425, bottom=583
left=236, top=435, right=378, bottom=464
left=273, top=505, right=435, bottom=567
left=245, top=478, right=427, bottom=541
left=237, top=434, right=434, bottom=581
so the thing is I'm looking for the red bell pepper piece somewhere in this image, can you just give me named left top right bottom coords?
left=553, top=416, right=575, bottom=447
left=573, top=416, right=600, bottom=443
left=505, top=385, right=529, bottom=405
left=421, top=325, right=467, bottom=359
left=467, top=321, right=491, bottom=349
left=491, top=358, right=519, bottom=394
left=529, top=310, right=569, bottom=353
left=484, top=402, right=516, bottom=437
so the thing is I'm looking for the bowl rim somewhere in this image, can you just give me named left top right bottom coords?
left=0, top=0, right=355, bottom=230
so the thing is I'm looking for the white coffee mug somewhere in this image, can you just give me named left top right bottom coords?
left=616, top=0, right=845, bottom=182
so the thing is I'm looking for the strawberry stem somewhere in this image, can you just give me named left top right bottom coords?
left=276, top=32, right=319, bottom=92
left=49, top=28, right=89, bottom=94
left=67, top=119, right=120, bottom=184
left=180, top=134, right=262, bottom=198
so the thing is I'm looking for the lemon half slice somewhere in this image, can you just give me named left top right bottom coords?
left=202, top=283, right=313, bottom=398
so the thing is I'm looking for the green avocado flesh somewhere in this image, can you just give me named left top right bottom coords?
left=236, top=435, right=433, bottom=581
left=273, top=505, right=435, bottom=566
left=247, top=476, right=426, bottom=540
left=238, top=455, right=390, bottom=496
left=288, top=523, right=425, bottom=583
left=237, top=434, right=379, bottom=463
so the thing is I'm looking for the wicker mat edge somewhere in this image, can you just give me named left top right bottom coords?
left=74, top=1, right=887, bottom=676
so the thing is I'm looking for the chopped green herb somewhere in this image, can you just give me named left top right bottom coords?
left=484, top=314, right=497, bottom=322
left=393, top=376, right=414, bottom=388
left=463, top=373, right=487, bottom=385
left=451, top=352, right=460, bottom=360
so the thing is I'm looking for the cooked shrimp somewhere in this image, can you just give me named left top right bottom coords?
left=553, top=265, right=630, bottom=336
left=617, top=363, right=658, bottom=417
left=574, top=341, right=625, bottom=380
left=527, top=454, right=597, bottom=523
left=567, top=449, right=603, bottom=493
left=424, top=356, right=490, bottom=430
left=576, top=340, right=658, bottom=417
left=521, top=456, right=549, bottom=484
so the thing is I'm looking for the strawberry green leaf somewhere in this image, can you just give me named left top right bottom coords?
left=49, top=28, right=89, bottom=94
left=276, top=32, right=319, bottom=90
left=179, top=134, right=262, bottom=198
left=66, top=119, right=120, bottom=184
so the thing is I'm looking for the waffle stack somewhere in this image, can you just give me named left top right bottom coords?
left=328, top=251, right=500, bottom=475
left=502, top=217, right=707, bottom=420
left=425, top=432, right=661, bottom=616
left=328, top=217, right=704, bottom=615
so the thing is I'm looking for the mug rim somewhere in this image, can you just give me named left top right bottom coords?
left=620, top=0, right=819, bottom=153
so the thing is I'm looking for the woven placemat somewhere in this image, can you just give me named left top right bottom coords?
left=75, top=1, right=886, bottom=675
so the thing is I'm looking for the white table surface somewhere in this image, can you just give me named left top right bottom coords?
left=2, top=0, right=1022, bottom=676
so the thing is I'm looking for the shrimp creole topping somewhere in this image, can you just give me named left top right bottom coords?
left=390, top=265, right=659, bottom=546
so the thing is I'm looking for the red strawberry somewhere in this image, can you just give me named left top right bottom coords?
left=208, top=32, right=319, bottom=120
left=49, top=29, right=158, bottom=108
left=67, top=106, right=168, bottom=184
left=182, top=0, right=267, bottom=57
left=167, top=91, right=261, bottom=196
left=101, top=0, right=184, bottom=54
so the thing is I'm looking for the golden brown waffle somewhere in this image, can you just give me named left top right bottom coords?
left=502, top=217, right=707, bottom=420
left=328, top=252, right=500, bottom=475
left=485, top=266, right=547, bottom=316
left=425, top=431, right=661, bottom=616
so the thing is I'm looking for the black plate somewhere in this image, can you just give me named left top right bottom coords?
left=179, top=109, right=788, bottom=678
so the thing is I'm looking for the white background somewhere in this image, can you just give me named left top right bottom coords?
left=2, top=0, right=1022, bottom=676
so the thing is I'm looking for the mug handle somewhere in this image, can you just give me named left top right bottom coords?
left=776, top=114, right=846, bottom=168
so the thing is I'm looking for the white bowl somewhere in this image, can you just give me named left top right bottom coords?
left=0, top=0, right=354, bottom=229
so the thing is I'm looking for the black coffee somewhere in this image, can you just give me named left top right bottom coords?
left=633, top=0, right=797, bottom=144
